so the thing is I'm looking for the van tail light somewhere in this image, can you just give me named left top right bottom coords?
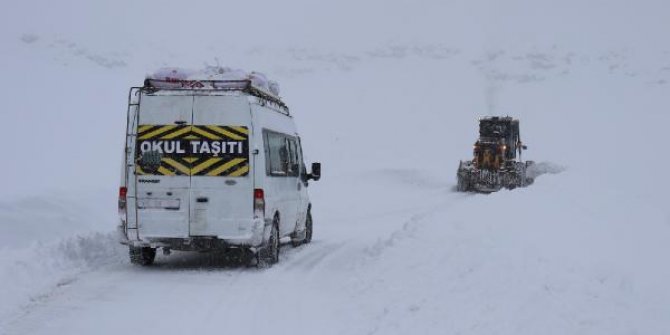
left=118, top=187, right=128, bottom=221
left=254, top=188, right=265, bottom=218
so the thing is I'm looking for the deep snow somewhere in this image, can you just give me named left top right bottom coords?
left=1, top=0, right=670, bottom=334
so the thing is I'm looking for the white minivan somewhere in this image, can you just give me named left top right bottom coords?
left=118, top=75, right=321, bottom=267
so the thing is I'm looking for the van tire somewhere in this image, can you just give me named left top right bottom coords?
left=305, top=211, right=313, bottom=243
left=291, top=210, right=313, bottom=247
left=129, top=247, right=156, bottom=266
left=257, top=219, right=279, bottom=268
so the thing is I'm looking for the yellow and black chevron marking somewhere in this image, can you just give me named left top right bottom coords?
left=135, top=125, right=249, bottom=177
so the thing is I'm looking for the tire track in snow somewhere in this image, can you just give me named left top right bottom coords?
left=280, top=240, right=346, bottom=273
left=361, top=192, right=471, bottom=262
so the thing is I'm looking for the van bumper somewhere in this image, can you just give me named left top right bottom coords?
left=117, top=224, right=130, bottom=245
left=225, top=217, right=273, bottom=247
left=119, top=218, right=272, bottom=250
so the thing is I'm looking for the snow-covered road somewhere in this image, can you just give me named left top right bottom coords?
left=4, top=168, right=669, bottom=335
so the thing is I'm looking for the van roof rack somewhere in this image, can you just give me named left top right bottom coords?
left=143, top=78, right=289, bottom=115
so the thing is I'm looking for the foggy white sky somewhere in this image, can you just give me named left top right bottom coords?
left=0, top=0, right=668, bottom=197
left=2, top=0, right=669, bottom=51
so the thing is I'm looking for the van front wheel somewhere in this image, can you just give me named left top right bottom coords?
left=129, top=246, right=156, bottom=266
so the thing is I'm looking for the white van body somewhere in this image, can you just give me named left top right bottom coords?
left=118, top=78, right=319, bottom=265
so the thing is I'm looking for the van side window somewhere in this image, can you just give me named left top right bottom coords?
left=263, top=129, right=301, bottom=177
left=297, top=137, right=307, bottom=175
left=265, top=131, right=289, bottom=176
left=287, top=138, right=300, bottom=177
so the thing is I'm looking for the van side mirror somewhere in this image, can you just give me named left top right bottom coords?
left=310, top=162, right=321, bottom=181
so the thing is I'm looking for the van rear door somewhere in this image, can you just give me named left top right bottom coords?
left=135, top=93, right=193, bottom=238
left=189, top=95, right=252, bottom=237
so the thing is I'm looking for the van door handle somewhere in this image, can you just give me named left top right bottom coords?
left=297, top=183, right=301, bottom=191
left=196, top=197, right=208, bottom=203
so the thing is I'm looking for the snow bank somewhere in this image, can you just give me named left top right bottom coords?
left=0, top=232, right=125, bottom=327
left=148, top=66, right=281, bottom=95
left=0, top=192, right=115, bottom=249
left=0, top=193, right=124, bottom=328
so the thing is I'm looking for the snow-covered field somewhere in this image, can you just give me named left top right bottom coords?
left=2, top=0, right=670, bottom=334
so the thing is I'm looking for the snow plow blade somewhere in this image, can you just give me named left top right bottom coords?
left=457, top=160, right=534, bottom=193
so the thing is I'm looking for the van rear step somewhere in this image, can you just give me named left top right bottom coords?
left=146, top=237, right=237, bottom=251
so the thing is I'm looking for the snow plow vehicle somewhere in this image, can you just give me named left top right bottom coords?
left=457, top=116, right=534, bottom=193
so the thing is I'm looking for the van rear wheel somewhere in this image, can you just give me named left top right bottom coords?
left=304, top=211, right=313, bottom=244
left=291, top=211, right=313, bottom=247
left=129, top=247, right=156, bottom=266
left=257, top=220, right=279, bottom=268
